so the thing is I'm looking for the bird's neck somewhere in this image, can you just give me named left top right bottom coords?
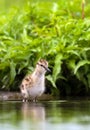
left=32, top=69, right=45, bottom=78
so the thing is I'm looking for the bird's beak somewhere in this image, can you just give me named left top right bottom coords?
left=46, top=67, right=51, bottom=72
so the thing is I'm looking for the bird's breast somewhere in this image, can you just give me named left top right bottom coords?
left=27, top=76, right=45, bottom=97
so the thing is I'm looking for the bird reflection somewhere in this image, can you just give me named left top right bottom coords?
left=21, top=102, right=46, bottom=130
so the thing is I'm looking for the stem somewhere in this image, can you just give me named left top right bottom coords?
left=81, top=0, right=85, bottom=19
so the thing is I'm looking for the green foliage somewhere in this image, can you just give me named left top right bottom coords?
left=0, top=0, right=90, bottom=95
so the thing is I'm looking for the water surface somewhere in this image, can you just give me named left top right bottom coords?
left=0, top=100, right=90, bottom=130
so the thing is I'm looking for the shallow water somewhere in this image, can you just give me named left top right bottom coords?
left=0, top=100, right=90, bottom=130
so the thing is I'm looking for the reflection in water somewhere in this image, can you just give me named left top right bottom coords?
left=21, top=103, right=45, bottom=121
left=0, top=100, right=90, bottom=130
left=21, top=102, right=46, bottom=130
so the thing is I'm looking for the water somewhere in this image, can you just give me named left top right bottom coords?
left=0, top=100, right=90, bottom=130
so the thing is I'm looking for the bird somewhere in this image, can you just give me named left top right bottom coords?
left=20, top=59, right=50, bottom=102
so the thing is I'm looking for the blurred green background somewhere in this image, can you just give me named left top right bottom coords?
left=0, top=0, right=90, bottom=97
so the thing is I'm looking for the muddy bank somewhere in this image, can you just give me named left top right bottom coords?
left=0, top=91, right=54, bottom=101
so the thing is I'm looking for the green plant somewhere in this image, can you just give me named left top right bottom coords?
left=0, top=0, right=90, bottom=96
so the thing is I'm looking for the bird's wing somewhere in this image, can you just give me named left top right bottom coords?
left=20, top=75, right=33, bottom=90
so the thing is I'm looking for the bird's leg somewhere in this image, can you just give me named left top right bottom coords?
left=32, top=97, right=37, bottom=103
left=22, top=97, right=28, bottom=102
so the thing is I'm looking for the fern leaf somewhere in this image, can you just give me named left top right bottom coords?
left=10, top=61, right=16, bottom=85
left=46, top=75, right=56, bottom=88
left=74, top=60, right=90, bottom=74
left=53, top=54, right=63, bottom=82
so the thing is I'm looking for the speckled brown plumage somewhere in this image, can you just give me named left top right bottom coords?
left=20, top=59, right=50, bottom=102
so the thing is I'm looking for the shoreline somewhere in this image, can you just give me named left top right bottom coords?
left=0, top=91, right=53, bottom=101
